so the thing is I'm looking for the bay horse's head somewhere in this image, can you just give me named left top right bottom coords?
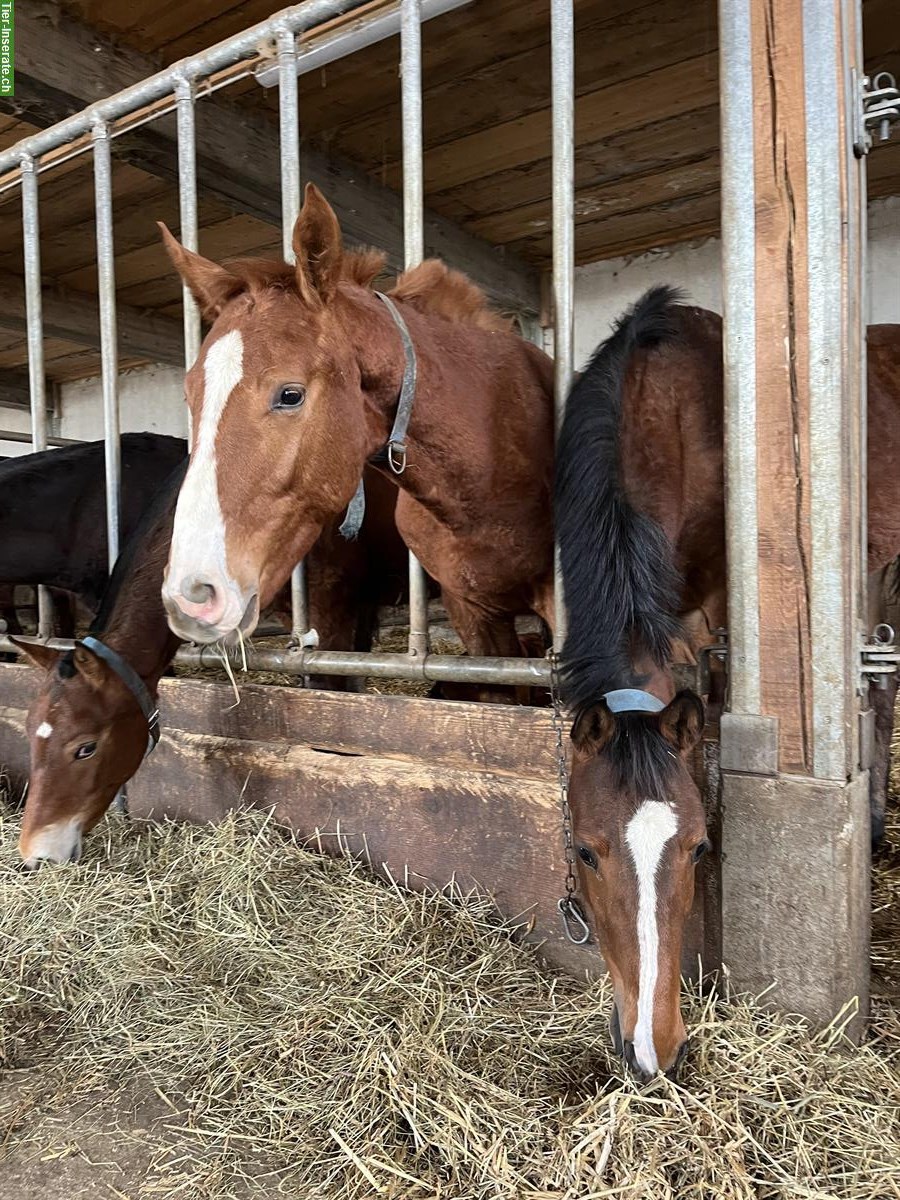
left=568, top=689, right=708, bottom=1080
left=158, top=184, right=389, bottom=644
left=11, top=639, right=149, bottom=866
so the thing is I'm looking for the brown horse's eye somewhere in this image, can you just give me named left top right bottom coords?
left=272, top=384, right=306, bottom=411
left=74, top=742, right=97, bottom=761
left=691, top=840, right=710, bottom=864
left=577, top=845, right=598, bottom=871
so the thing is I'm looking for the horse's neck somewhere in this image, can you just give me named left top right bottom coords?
left=98, top=531, right=180, bottom=696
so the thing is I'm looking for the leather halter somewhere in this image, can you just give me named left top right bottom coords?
left=338, top=291, right=418, bottom=540
left=78, top=636, right=160, bottom=758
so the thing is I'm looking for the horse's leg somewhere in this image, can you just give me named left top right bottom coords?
left=438, top=591, right=525, bottom=704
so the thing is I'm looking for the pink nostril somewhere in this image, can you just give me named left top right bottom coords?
left=172, top=575, right=227, bottom=627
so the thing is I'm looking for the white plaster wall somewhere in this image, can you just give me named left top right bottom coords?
left=0, top=408, right=39, bottom=458
left=58, top=363, right=187, bottom=443
left=573, top=195, right=900, bottom=369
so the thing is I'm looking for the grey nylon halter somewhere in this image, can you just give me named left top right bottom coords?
left=79, top=636, right=160, bottom=758
left=602, top=688, right=666, bottom=714
left=339, top=291, right=417, bottom=540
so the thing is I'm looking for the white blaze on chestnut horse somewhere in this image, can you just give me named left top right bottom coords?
left=158, top=187, right=708, bottom=1079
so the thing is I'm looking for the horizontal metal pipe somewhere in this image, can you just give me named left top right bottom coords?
left=0, top=639, right=549, bottom=686
left=255, top=0, right=472, bottom=86
left=0, top=0, right=366, bottom=176
left=0, top=429, right=79, bottom=447
left=174, top=645, right=551, bottom=686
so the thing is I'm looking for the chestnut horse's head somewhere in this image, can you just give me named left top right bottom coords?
left=159, top=184, right=389, bottom=643
left=11, top=639, right=150, bottom=866
left=568, top=689, right=708, bottom=1080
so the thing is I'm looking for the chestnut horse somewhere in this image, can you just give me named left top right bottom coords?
left=12, top=464, right=407, bottom=867
left=157, top=184, right=555, bottom=673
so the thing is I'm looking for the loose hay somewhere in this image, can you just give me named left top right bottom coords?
left=0, top=798, right=898, bottom=1200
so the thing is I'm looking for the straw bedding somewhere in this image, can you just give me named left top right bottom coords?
left=0, top=762, right=898, bottom=1197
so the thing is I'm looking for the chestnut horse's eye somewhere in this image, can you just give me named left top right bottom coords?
left=272, top=384, right=306, bottom=411
left=577, top=845, right=598, bottom=871
left=74, top=741, right=97, bottom=761
left=691, top=839, right=710, bottom=864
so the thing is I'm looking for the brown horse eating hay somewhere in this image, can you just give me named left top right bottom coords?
left=158, top=184, right=555, bottom=676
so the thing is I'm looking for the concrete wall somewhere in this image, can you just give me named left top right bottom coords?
left=573, top=194, right=900, bottom=369
left=0, top=408, right=36, bottom=459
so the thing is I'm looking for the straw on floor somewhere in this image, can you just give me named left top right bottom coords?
left=0, top=775, right=897, bottom=1200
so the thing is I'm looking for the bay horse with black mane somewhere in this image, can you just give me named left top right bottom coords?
left=157, top=184, right=555, bottom=682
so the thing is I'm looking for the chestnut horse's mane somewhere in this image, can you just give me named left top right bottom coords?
left=222, top=249, right=512, bottom=333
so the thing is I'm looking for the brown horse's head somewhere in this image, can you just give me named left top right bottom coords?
left=11, top=639, right=149, bottom=866
left=159, top=184, right=391, bottom=643
left=569, top=690, right=708, bottom=1080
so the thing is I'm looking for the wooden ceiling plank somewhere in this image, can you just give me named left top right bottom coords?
left=2, top=1, right=540, bottom=312
left=0, top=271, right=184, bottom=365
left=324, top=0, right=717, bottom=171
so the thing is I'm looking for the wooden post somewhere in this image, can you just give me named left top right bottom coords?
left=719, top=0, right=869, bottom=1032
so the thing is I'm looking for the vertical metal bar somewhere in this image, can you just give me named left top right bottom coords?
left=277, top=25, right=310, bottom=645
left=401, top=0, right=429, bottom=659
left=175, top=76, right=201, bottom=372
left=718, top=0, right=761, bottom=714
left=92, top=120, right=121, bottom=571
left=550, top=0, right=574, bottom=652
left=21, top=154, right=53, bottom=639
left=803, top=0, right=861, bottom=780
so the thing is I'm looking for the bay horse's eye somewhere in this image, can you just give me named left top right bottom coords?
left=74, top=741, right=97, bottom=761
left=577, top=845, right=598, bottom=871
left=691, top=839, right=710, bottom=864
left=272, top=384, right=306, bottom=411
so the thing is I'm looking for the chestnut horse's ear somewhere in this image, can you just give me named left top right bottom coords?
left=658, top=690, right=705, bottom=756
left=571, top=700, right=616, bottom=756
left=157, top=223, right=243, bottom=321
left=8, top=636, right=62, bottom=673
left=72, top=643, right=109, bottom=689
left=292, top=183, right=344, bottom=308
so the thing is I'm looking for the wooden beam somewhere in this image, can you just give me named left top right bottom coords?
left=0, top=271, right=185, bottom=366
left=1, top=2, right=540, bottom=313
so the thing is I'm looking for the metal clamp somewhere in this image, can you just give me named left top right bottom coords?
left=854, top=70, right=900, bottom=157
left=557, top=895, right=591, bottom=945
left=861, top=623, right=900, bottom=689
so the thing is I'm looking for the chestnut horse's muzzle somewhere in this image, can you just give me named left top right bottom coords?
left=162, top=577, right=259, bottom=644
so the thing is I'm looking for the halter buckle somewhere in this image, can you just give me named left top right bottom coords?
left=387, top=440, right=407, bottom=475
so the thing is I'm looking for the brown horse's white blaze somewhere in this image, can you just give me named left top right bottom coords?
left=161, top=329, right=257, bottom=640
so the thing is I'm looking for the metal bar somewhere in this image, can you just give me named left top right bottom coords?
left=0, top=634, right=549, bottom=687
left=803, top=0, right=860, bottom=780
left=20, top=154, right=53, bottom=639
left=174, top=644, right=552, bottom=686
left=718, top=0, right=761, bottom=714
left=175, top=77, right=201, bottom=372
left=92, top=120, right=121, bottom=572
left=0, top=1, right=366, bottom=177
left=276, top=24, right=311, bottom=646
left=0, top=429, right=80, bottom=447
left=255, top=0, right=472, bottom=86
left=400, top=0, right=430, bottom=660
left=550, top=0, right=574, bottom=652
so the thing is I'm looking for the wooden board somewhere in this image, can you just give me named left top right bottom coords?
left=0, top=664, right=719, bottom=979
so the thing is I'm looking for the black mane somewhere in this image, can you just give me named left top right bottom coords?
left=555, top=285, right=685, bottom=720
left=57, top=458, right=188, bottom=680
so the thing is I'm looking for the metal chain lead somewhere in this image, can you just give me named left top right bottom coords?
left=548, top=652, right=591, bottom=945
